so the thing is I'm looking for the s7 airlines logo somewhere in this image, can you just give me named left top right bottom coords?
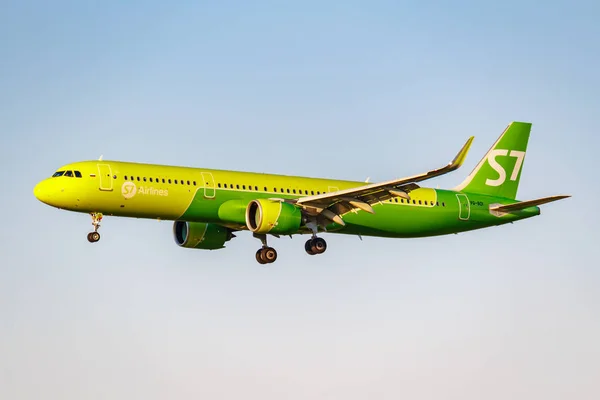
left=121, top=181, right=169, bottom=198
left=122, top=181, right=137, bottom=199
left=486, top=150, right=526, bottom=187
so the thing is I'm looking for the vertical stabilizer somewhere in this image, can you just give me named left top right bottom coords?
left=455, top=122, right=531, bottom=199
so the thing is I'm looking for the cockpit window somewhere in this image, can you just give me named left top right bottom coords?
left=74, top=171, right=82, bottom=178
left=64, top=171, right=74, bottom=177
left=52, top=171, right=65, bottom=177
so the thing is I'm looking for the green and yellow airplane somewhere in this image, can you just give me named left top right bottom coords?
left=34, top=122, right=569, bottom=264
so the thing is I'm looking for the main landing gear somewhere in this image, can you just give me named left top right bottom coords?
left=252, top=233, right=327, bottom=264
left=87, top=212, right=103, bottom=243
left=253, top=234, right=277, bottom=264
left=305, top=236, right=327, bottom=255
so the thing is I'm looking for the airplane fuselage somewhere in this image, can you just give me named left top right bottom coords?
left=34, top=160, right=539, bottom=239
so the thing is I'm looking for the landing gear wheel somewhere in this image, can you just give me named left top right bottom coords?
left=87, top=232, right=100, bottom=243
left=310, top=237, right=327, bottom=254
left=263, top=247, right=277, bottom=263
left=305, top=239, right=316, bottom=255
left=255, top=247, right=277, bottom=264
left=255, top=249, right=267, bottom=264
left=252, top=233, right=278, bottom=264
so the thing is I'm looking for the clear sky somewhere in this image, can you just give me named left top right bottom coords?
left=1, top=1, right=599, bottom=399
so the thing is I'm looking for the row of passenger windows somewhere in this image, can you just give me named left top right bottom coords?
left=124, top=175, right=197, bottom=186
left=121, top=175, right=327, bottom=195
left=52, top=170, right=82, bottom=178
left=217, top=183, right=324, bottom=195
left=386, top=197, right=446, bottom=207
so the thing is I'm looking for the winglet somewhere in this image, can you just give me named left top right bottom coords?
left=449, top=136, right=474, bottom=171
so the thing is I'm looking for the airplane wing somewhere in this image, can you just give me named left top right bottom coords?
left=292, top=136, right=474, bottom=226
left=489, top=195, right=571, bottom=213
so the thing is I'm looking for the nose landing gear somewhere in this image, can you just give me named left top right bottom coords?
left=87, top=212, right=103, bottom=243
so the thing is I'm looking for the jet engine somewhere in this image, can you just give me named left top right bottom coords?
left=173, top=221, right=233, bottom=250
left=245, top=199, right=302, bottom=235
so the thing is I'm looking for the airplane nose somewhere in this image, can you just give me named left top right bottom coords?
left=34, top=180, right=51, bottom=204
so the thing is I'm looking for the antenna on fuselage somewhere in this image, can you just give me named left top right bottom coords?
left=98, top=155, right=103, bottom=161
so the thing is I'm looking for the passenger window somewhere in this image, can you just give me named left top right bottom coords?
left=264, top=187, right=267, bottom=191
left=412, top=200, right=416, bottom=204
left=218, top=183, right=221, bottom=188
left=274, top=188, right=277, bottom=192
left=64, top=171, right=73, bottom=177
left=418, top=200, right=422, bottom=205
left=124, top=175, right=128, bottom=180
left=281, top=188, right=284, bottom=193
left=292, top=189, right=296, bottom=194
left=395, top=198, right=398, bottom=203
left=255, top=186, right=258, bottom=191
left=162, top=179, right=165, bottom=183
left=442, top=202, right=446, bottom=207
left=311, top=191, right=314, bottom=195
left=174, top=180, right=178, bottom=184
left=236, top=184, right=240, bottom=189
left=143, top=177, right=147, bottom=182
left=317, top=191, right=320, bottom=195
left=150, top=178, right=153, bottom=182
left=286, top=189, right=290, bottom=193
left=137, top=177, right=140, bottom=181
left=243, top=185, right=246, bottom=190
left=168, top=179, right=171, bottom=184
left=305, top=190, right=308, bottom=195
left=74, top=171, right=82, bottom=178
left=187, top=180, right=190, bottom=185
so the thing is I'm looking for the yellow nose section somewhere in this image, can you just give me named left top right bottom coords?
left=33, top=180, right=53, bottom=205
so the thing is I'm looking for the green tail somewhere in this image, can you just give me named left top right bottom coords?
left=455, top=122, right=531, bottom=199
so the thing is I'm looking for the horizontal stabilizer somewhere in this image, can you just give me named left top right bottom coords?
left=490, top=195, right=570, bottom=213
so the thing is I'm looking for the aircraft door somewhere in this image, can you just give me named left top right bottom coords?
left=97, top=164, right=113, bottom=191
left=201, top=172, right=216, bottom=199
left=456, top=193, right=470, bottom=220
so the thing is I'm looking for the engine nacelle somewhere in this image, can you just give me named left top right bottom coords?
left=245, top=199, right=302, bottom=235
left=173, top=221, right=233, bottom=250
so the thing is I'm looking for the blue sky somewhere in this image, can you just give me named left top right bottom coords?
left=1, top=1, right=599, bottom=399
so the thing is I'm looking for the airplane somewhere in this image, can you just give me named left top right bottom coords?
left=33, top=121, right=569, bottom=264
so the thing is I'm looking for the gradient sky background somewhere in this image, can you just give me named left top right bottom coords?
left=1, top=1, right=599, bottom=399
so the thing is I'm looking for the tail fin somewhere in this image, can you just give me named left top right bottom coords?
left=455, top=122, right=531, bottom=199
